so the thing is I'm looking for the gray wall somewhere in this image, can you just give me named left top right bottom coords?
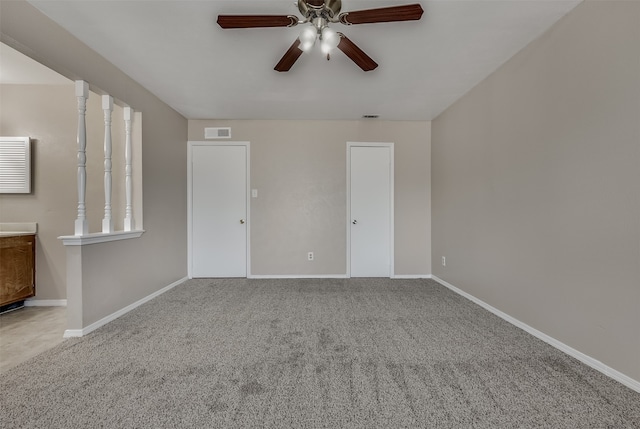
left=432, top=1, right=640, bottom=381
left=1, top=0, right=188, bottom=326
left=0, top=84, right=127, bottom=300
left=188, top=120, right=431, bottom=277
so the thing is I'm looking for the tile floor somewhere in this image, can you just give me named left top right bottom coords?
left=0, top=306, right=67, bottom=374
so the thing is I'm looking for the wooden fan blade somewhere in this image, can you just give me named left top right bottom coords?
left=338, top=4, right=424, bottom=25
left=217, top=15, right=298, bottom=29
left=274, top=39, right=304, bottom=72
left=336, top=34, right=378, bottom=71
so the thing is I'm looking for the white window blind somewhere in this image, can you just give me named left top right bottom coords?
left=0, top=137, right=31, bottom=193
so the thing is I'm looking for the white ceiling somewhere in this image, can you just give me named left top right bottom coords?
left=24, top=0, right=581, bottom=121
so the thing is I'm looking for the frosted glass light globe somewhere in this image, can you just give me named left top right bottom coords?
left=321, top=27, right=340, bottom=54
left=299, top=27, right=317, bottom=52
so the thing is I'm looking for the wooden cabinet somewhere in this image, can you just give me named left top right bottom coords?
left=0, top=234, right=36, bottom=306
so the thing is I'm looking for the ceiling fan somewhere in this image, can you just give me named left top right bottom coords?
left=217, top=0, right=424, bottom=72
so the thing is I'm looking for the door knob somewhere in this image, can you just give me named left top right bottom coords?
left=352, top=220, right=358, bottom=225
left=240, top=219, right=245, bottom=224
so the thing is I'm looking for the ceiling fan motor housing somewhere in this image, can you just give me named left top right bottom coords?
left=298, top=0, right=342, bottom=22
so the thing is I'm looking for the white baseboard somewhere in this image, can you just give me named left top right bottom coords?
left=25, top=299, right=67, bottom=307
left=63, top=276, right=188, bottom=338
left=248, top=275, right=433, bottom=280
left=248, top=274, right=349, bottom=279
left=392, top=274, right=432, bottom=279
left=431, top=275, right=640, bottom=394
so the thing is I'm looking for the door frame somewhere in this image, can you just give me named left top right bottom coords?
left=187, top=141, right=251, bottom=278
left=346, top=142, right=394, bottom=278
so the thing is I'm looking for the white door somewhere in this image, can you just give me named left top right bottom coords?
left=191, top=144, right=248, bottom=277
left=349, top=144, right=393, bottom=277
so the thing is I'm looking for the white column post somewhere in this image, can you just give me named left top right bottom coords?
left=102, top=95, right=114, bottom=233
left=74, top=81, right=89, bottom=236
left=123, top=107, right=135, bottom=231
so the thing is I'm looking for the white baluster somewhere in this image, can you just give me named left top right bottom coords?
left=74, top=81, right=89, bottom=236
left=123, top=107, right=135, bottom=231
left=101, top=95, right=114, bottom=233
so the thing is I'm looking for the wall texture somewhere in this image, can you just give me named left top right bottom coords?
left=0, top=84, right=126, bottom=300
left=1, top=0, right=188, bottom=327
left=188, top=120, right=431, bottom=277
left=432, top=1, right=640, bottom=382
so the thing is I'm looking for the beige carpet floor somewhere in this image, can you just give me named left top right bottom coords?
left=1, top=278, right=638, bottom=428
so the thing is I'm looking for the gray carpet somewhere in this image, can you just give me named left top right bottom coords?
left=1, top=278, right=638, bottom=428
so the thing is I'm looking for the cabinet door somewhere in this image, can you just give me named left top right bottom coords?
left=0, top=235, right=35, bottom=306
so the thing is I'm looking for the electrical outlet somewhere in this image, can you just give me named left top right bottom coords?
left=442, top=256, right=446, bottom=267
left=308, top=252, right=314, bottom=261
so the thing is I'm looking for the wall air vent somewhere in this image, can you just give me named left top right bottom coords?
left=204, top=127, right=232, bottom=139
left=362, top=115, right=379, bottom=119
left=0, top=137, right=31, bottom=194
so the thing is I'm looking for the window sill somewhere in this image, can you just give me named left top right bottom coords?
left=59, top=230, right=144, bottom=246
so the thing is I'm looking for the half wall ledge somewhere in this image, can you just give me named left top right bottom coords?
left=59, top=230, right=144, bottom=246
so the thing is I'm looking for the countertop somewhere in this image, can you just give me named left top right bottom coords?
left=0, top=222, right=37, bottom=238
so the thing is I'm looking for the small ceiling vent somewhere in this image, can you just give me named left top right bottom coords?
left=205, top=127, right=232, bottom=139
left=362, top=114, right=379, bottom=119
